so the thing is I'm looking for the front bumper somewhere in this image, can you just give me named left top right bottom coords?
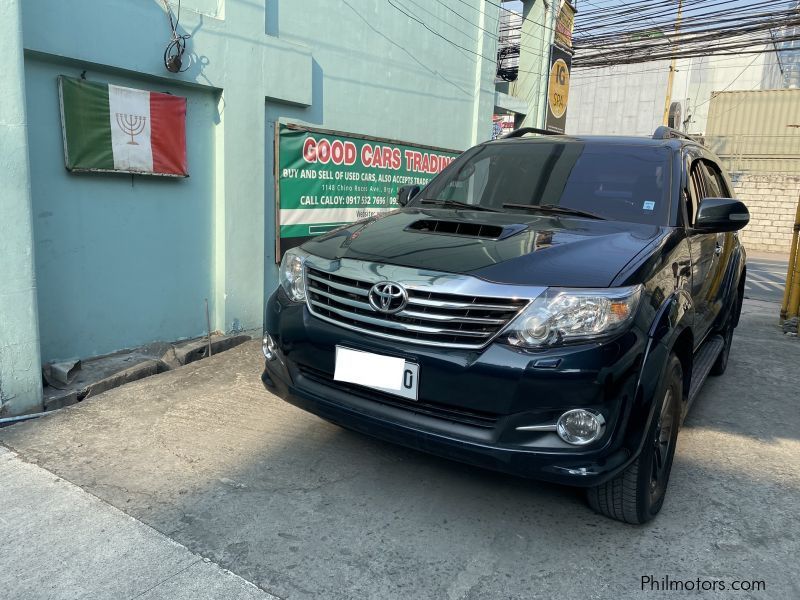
left=263, top=357, right=636, bottom=486
left=261, top=290, right=662, bottom=487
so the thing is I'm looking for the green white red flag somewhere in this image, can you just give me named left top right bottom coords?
left=58, top=76, right=188, bottom=177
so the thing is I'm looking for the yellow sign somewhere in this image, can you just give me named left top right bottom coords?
left=548, top=58, right=570, bottom=120
left=555, top=2, right=576, bottom=50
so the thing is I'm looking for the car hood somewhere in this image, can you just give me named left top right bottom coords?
left=301, top=208, right=667, bottom=287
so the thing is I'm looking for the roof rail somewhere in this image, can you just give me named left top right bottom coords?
left=653, top=125, right=693, bottom=141
left=501, top=127, right=561, bottom=139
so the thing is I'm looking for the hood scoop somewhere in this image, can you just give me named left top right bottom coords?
left=405, top=219, right=527, bottom=240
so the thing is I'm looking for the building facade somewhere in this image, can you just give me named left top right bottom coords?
left=493, top=0, right=562, bottom=132
left=0, top=0, right=501, bottom=416
left=566, top=52, right=771, bottom=137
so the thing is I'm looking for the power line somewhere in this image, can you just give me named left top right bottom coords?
left=392, top=0, right=795, bottom=97
left=390, top=0, right=550, bottom=80
left=691, top=53, right=761, bottom=110
left=567, top=57, right=767, bottom=89
left=387, top=0, right=496, bottom=63
left=572, top=0, right=800, bottom=67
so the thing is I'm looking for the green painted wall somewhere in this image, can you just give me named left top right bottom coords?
left=264, top=0, right=500, bottom=288
left=276, top=0, right=499, bottom=149
left=0, top=0, right=43, bottom=416
left=25, top=57, right=217, bottom=362
left=1, top=0, right=501, bottom=415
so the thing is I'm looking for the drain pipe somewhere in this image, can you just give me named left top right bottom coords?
left=0, top=407, right=65, bottom=426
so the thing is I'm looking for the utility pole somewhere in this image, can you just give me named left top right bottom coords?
left=662, top=0, right=684, bottom=126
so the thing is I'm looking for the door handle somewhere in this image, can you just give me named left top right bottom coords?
left=715, top=242, right=722, bottom=256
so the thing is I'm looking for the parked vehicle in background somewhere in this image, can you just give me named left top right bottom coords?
left=262, top=126, right=749, bottom=524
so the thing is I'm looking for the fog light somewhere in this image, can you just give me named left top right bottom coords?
left=262, top=334, right=278, bottom=360
left=556, top=409, right=605, bottom=445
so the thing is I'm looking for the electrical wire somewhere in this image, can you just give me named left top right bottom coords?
left=691, top=53, right=761, bottom=110
left=489, top=0, right=799, bottom=81
left=163, top=0, right=191, bottom=73
left=571, top=0, right=800, bottom=68
left=387, top=0, right=496, bottom=62
left=391, top=0, right=799, bottom=90
left=388, top=0, right=548, bottom=81
left=567, top=56, right=766, bottom=90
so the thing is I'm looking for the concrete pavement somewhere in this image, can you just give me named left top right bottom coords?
left=1, top=299, right=799, bottom=599
left=744, top=251, right=789, bottom=304
left=0, top=446, right=275, bottom=600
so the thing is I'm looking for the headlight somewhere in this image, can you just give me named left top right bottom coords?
left=279, top=248, right=309, bottom=302
left=505, top=285, right=642, bottom=348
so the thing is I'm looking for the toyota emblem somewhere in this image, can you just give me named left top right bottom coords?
left=368, top=282, right=408, bottom=314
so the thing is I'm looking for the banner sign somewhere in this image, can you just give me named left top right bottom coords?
left=58, top=76, right=188, bottom=177
left=555, top=2, right=576, bottom=50
left=276, top=124, right=460, bottom=257
left=492, top=114, right=515, bottom=139
left=545, top=45, right=572, bottom=134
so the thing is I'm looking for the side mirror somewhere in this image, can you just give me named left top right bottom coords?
left=695, top=198, right=750, bottom=232
left=397, top=185, right=420, bottom=207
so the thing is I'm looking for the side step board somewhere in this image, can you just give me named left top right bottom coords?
left=685, top=334, right=725, bottom=417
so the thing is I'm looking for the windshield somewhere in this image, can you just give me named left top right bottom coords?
left=417, top=142, right=672, bottom=226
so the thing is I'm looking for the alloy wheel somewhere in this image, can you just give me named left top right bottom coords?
left=650, top=388, right=676, bottom=504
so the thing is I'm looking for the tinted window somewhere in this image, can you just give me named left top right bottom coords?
left=702, top=161, right=730, bottom=198
left=688, top=161, right=706, bottom=223
left=688, top=159, right=731, bottom=225
left=421, top=142, right=672, bottom=225
left=701, top=162, right=723, bottom=198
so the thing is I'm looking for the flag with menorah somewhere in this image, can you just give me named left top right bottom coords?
left=58, top=76, right=188, bottom=177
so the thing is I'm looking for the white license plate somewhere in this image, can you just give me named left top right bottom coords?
left=334, top=346, right=419, bottom=401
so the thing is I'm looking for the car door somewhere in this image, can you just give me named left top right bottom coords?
left=685, top=158, right=722, bottom=345
left=700, top=160, right=736, bottom=325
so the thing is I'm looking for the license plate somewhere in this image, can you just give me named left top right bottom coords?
left=334, top=346, right=419, bottom=401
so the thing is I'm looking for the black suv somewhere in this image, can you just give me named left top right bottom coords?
left=262, top=126, right=749, bottom=524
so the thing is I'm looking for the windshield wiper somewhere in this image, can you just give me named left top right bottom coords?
left=502, top=203, right=606, bottom=220
left=419, top=198, right=500, bottom=212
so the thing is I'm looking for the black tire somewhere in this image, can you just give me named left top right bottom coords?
left=587, top=354, right=682, bottom=524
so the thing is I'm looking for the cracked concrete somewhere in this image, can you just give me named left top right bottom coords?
left=1, top=299, right=798, bottom=599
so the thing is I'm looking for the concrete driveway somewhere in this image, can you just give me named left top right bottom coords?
left=744, top=252, right=789, bottom=304
left=2, top=299, right=798, bottom=599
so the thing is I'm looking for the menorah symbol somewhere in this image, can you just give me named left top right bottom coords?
left=115, top=113, right=147, bottom=145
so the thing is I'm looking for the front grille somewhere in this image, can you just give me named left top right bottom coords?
left=305, top=266, right=528, bottom=349
left=296, top=364, right=499, bottom=429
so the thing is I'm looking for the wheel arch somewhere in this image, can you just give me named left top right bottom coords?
left=625, top=295, right=694, bottom=461
left=734, top=264, right=746, bottom=327
left=669, top=328, right=693, bottom=402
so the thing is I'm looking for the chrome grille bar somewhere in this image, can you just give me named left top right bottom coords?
left=406, top=296, right=524, bottom=311
left=309, top=301, right=491, bottom=338
left=399, top=309, right=506, bottom=325
left=307, top=273, right=369, bottom=296
left=303, top=258, right=543, bottom=349
left=310, top=287, right=372, bottom=311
